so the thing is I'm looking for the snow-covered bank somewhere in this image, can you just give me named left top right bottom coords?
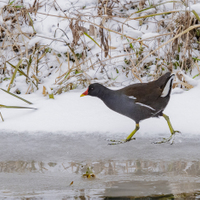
left=0, top=0, right=200, bottom=139
left=0, top=79, right=200, bottom=138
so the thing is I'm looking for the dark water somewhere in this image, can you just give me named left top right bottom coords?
left=0, top=132, right=200, bottom=199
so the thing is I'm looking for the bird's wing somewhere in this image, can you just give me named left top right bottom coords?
left=118, top=72, right=173, bottom=107
left=118, top=82, right=162, bottom=106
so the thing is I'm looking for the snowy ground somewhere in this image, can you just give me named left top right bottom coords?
left=0, top=77, right=200, bottom=199
left=1, top=0, right=200, bottom=199
left=0, top=0, right=200, bottom=138
left=0, top=78, right=200, bottom=138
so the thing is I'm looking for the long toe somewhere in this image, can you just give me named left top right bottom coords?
left=173, top=130, right=181, bottom=134
left=108, top=138, right=136, bottom=145
left=153, top=134, right=175, bottom=145
left=154, top=128, right=181, bottom=145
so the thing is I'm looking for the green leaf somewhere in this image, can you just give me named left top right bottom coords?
left=7, top=59, right=23, bottom=92
left=0, top=104, right=37, bottom=110
left=7, top=61, right=38, bottom=89
left=84, top=32, right=101, bottom=48
left=49, top=93, right=54, bottom=99
left=126, top=38, right=134, bottom=50
left=9, top=0, right=15, bottom=5
left=193, top=74, right=200, bottom=79
left=192, top=10, right=200, bottom=22
left=0, top=88, right=33, bottom=105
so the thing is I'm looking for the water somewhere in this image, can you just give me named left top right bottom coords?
left=0, top=132, right=200, bottom=199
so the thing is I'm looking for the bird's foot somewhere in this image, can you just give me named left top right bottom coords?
left=154, top=130, right=181, bottom=145
left=154, top=135, right=175, bottom=145
left=108, top=138, right=136, bottom=145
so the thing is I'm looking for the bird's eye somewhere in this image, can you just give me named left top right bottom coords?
left=90, top=87, right=94, bottom=90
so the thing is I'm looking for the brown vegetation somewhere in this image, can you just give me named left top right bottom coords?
left=0, top=0, right=199, bottom=96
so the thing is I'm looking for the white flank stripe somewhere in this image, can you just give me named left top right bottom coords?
left=161, top=74, right=175, bottom=97
left=136, top=102, right=155, bottom=111
left=128, top=96, right=136, bottom=99
left=151, top=109, right=163, bottom=116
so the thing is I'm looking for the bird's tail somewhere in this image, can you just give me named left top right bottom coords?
left=160, top=74, right=175, bottom=97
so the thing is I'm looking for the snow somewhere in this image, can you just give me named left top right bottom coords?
left=1, top=1, right=200, bottom=199
left=142, top=33, right=159, bottom=40
left=0, top=78, right=200, bottom=140
left=0, top=0, right=200, bottom=139
left=191, top=3, right=200, bottom=14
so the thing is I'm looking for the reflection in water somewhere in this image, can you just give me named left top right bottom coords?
left=0, top=159, right=200, bottom=199
left=1, top=159, right=200, bottom=176
left=0, top=160, right=49, bottom=173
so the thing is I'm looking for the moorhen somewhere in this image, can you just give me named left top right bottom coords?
left=80, top=72, right=179, bottom=144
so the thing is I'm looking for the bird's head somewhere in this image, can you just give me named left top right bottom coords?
left=80, top=83, right=103, bottom=97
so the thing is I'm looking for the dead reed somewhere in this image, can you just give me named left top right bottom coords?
left=0, top=0, right=199, bottom=97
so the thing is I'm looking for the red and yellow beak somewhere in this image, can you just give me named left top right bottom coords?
left=80, top=88, right=88, bottom=97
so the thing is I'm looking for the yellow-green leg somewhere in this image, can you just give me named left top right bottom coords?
left=126, top=123, right=140, bottom=141
left=155, top=113, right=180, bottom=144
left=108, top=123, right=139, bottom=145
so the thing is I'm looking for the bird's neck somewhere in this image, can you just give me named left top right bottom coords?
left=97, top=87, right=115, bottom=100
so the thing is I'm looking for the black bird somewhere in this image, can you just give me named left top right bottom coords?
left=80, top=72, right=179, bottom=144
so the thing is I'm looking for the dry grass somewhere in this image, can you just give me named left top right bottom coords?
left=0, top=0, right=200, bottom=96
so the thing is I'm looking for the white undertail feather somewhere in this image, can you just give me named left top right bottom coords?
left=161, top=74, right=175, bottom=97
